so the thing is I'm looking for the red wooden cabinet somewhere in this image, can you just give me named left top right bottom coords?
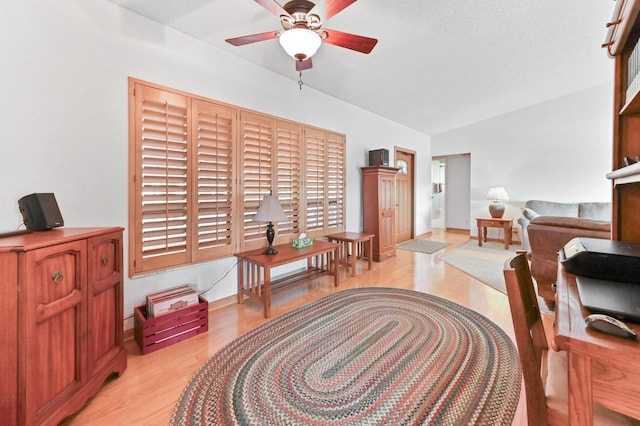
left=362, top=166, right=399, bottom=261
left=0, top=228, right=126, bottom=425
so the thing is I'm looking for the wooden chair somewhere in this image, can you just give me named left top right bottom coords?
left=503, top=253, right=637, bottom=425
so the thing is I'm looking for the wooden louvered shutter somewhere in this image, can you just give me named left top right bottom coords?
left=304, top=128, right=326, bottom=236
left=132, top=83, right=190, bottom=274
left=275, top=120, right=301, bottom=240
left=326, top=132, right=345, bottom=232
left=240, top=112, right=273, bottom=250
left=191, top=99, right=235, bottom=260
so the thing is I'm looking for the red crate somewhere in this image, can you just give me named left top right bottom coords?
left=134, top=294, right=209, bottom=355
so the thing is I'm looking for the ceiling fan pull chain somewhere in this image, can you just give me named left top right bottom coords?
left=298, top=70, right=304, bottom=90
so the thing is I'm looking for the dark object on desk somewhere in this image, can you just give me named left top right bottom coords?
left=560, top=237, right=640, bottom=283
left=577, top=275, right=640, bottom=323
left=18, top=193, right=64, bottom=231
left=585, top=313, right=637, bottom=339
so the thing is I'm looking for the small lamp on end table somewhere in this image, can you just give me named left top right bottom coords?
left=254, top=193, right=288, bottom=255
left=486, top=186, right=509, bottom=218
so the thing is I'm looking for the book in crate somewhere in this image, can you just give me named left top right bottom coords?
left=146, top=284, right=200, bottom=318
left=134, top=294, right=209, bottom=355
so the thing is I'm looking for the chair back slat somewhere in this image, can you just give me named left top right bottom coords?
left=504, top=253, right=550, bottom=426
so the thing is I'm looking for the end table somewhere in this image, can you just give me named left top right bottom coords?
left=476, top=217, right=513, bottom=249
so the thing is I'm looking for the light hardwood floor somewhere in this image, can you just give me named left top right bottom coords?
left=62, top=230, right=527, bottom=425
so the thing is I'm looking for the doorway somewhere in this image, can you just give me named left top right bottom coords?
left=432, top=154, right=471, bottom=232
left=431, top=159, right=445, bottom=229
left=395, top=148, right=415, bottom=244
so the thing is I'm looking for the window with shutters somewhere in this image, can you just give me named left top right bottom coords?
left=239, top=112, right=275, bottom=251
left=129, top=78, right=345, bottom=277
left=326, top=132, right=346, bottom=231
left=275, top=120, right=302, bottom=238
left=191, top=99, right=235, bottom=262
left=304, top=128, right=326, bottom=236
left=131, top=84, right=190, bottom=274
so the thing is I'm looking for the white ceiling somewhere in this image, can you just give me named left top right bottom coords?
left=107, top=0, right=616, bottom=135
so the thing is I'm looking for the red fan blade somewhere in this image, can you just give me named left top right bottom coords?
left=322, top=29, right=378, bottom=54
left=296, top=58, right=313, bottom=71
left=308, top=0, right=357, bottom=21
left=226, top=31, right=279, bottom=46
left=254, top=0, right=291, bottom=18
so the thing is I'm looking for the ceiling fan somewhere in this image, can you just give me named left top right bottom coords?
left=225, top=0, right=378, bottom=73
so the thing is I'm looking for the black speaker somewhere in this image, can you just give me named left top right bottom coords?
left=368, top=149, right=389, bottom=166
left=18, top=193, right=64, bottom=231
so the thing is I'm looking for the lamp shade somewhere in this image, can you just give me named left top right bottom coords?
left=486, top=186, right=509, bottom=201
left=254, top=195, right=288, bottom=223
left=279, top=28, right=322, bottom=60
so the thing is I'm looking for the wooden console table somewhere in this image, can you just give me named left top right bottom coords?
left=554, top=263, right=640, bottom=424
left=476, top=217, right=513, bottom=249
left=234, top=240, right=339, bottom=318
left=326, top=232, right=374, bottom=276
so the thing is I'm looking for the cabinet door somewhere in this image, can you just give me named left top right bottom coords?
left=379, top=173, right=396, bottom=257
left=22, top=239, right=87, bottom=424
left=87, top=230, right=124, bottom=376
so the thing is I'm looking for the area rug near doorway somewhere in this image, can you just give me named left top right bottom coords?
left=397, top=239, right=449, bottom=254
left=171, top=288, right=521, bottom=425
left=439, top=240, right=518, bottom=294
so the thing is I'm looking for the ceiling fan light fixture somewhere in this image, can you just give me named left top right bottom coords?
left=279, top=28, right=321, bottom=60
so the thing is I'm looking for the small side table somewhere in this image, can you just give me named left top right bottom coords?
left=326, top=232, right=374, bottom=276
left=476, top=217, right=513, bottom=250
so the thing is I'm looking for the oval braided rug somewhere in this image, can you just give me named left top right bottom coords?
left=171, top=288, right=521, bottom=425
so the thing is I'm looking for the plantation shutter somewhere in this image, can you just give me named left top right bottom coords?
left=129, top=78, right=347, bottom=276
left=133, top=83, right=190, bottom=273
left=326, top=132, right=345, bottom=232
left=275, top=120, right=301, bottom=239
left=240, top=112, right=273, bottom=249
left=304, top=128, right=326, bottom=236
left=191, top=99, right=235, bottom=260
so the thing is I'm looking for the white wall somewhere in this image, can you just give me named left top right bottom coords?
left=431, top=83, right=613, bottom=239
left=1, top=0, right=431, bottom=328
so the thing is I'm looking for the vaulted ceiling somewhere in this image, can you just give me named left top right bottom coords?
left=107, top=0, right=615, bottom=135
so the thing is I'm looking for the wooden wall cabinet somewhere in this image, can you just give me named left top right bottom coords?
left=362, top=166, right=399, bottom=261
left=0, top=227, right=126, bottom=425
left=605, top=0, right=640, bottom=243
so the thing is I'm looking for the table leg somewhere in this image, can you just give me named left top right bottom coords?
left=333, top=248, right=340, bottom=287
left=237, top=259, right=245, bottom=304
left=264, top=267, right=271, bottom=319
left=367, top=238, right=372, bottom=270
left=503, top=224, right=508, bottom=249
left=478, top=226, right=483, bottom=247
left=350, top=241, right=356, bottom=276
left=504, top=224, right=512, bottom=249
left=567, top=353, right=593, bottom=425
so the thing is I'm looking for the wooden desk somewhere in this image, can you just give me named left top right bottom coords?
left=476, top=217, right=512, bottom=249
left=554, top=264, right=640, bottom=424
left=326, top=232, right=374, bottom=276
left=234, top=240, right=339, bottom=318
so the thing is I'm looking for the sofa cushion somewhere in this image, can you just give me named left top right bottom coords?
left=530, top=216, right=611, bottom=233
left=525, top=200, right=579, bottom=218
left=579, top=202, right=611, bottom=222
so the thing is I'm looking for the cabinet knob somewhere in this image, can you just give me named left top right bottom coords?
left=52, top=270, right=64, bottom=284
left=101, top=255, right=109, bottom=266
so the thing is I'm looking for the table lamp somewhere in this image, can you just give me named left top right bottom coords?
left=254, top=194, right=288, bottom=255
left=486, top=186, right=509, bottom=218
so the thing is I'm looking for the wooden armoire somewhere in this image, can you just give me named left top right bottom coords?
left=0, top=227, right=127, bottom=425
left=362, top=166, right=399, bottom=261
left=604, top=0, right=640, bottom=243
